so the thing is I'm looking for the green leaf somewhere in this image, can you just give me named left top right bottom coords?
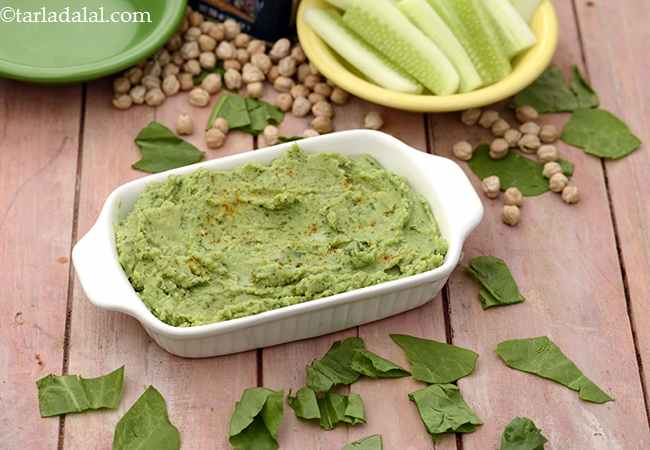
left=557, top=159, right=574, bottom=177
left=467, top=256, right=525, bottom=309
left=36, top=366, right=124, bottom=417
left=239, top=98, right=285, bottom=136
left=318, top=392, right=366, bottom=430
left=351, top=349, right=410, bottom=378
left=287, top=387, right=321, bottom=420
left=193, top=65, right=225, bottom=85
left=409, top=384, right=482, bottom=439
left=496, top=336, right=614, bottom=404
left=500, top=417, right=548, bottom=450
left=307, top=337, right=365, bottom=392
left=511, top=65, right=598, bottom=113
left=207, top=94, right=284, bottom=135
left=112, top=386, right=180, bottom=450
left=570, top=65, right=599, bottom=109
left=132, top=122, right=204, bottom=173
left=468, top=145, right=549, bottom=197
left=561, top=109, right=641, bottom=160
left=229, top=388, right=284, bottom=450
left=342, top=434, right=383, bottom=450
left=390, top=334, right=478, bottom=384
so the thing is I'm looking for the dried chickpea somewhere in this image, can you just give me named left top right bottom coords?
left=142, top=75, right=161, bottom=90
left=304, top=74, right=320, bottom=90
left=461, top=108, right=481, bottom=126
left=452, top=141, right=473, bottom=161
left=213, top=117, right=229, bottom=134
left=303, top=128, right=320, bottom=138
left=273, top=76, right=294, bottom=93
left=242, top=63, right=265, bottom=83
left=205, top=128, right=226, bottom=149
left=198, top=34, right=217, bottom=52
left=274, top=93, right=293, bottom=112
left=246, top=82, right=264, bottom=98
left=308, top=93, right=325, bottom=104
left=166, top=33, right=183, bottom=52
left=312, top=100, right=334, bottom=118
left=515, top=105, right=539, bottom=123
left=489, top=138, right=509, bottom=160
left=311, top=116, right=333, bottom=134
left=208, top=23, right=225, bottom=41
left=189, top=11, right=204, bottom=27
left=263, top=125, right=280, bottom=146
left=162, top=63, right=180, bottom=78
left=502, top=205, right=521, bottom=226
left=518, top=134, right=541, bottom=153
left=224, top=69, right=243, bottom=90
left=113, top=77, right=131, bottom=95
left=236, top=48, right=250, bottom=64
left=479, top=110, right=500, bottom=128
left=292, top=96, right=311, bottom=117
left=482, top=176, right=500, bottom=199
left=549, top=172, right=569, bottom=193
left=112, top=94, right=132, bottom=110
left=176, top=113, right=194, bottom=135
left=200, top=21, right=215, bottom=34
left=184, top=27, right=202, bottom=42
left=178, top=72, right=194, bottom=91
left=201, top=73, right=222, bottom=95
left=543, top=161, right=563, bottom=179
left=199, top=52, right=217, bottom=69
left=278, top=56, right=297, bottom=77
left=129, top=85, right=146, bottom=104
left=330, top=87, right=349, bottom=105
left=313, top=82, right=332, bottom=97
left=267, top=66, right=280, bottom=83
left=125, top=67, right=144, bottom=85
left=188, top=87, right=210, bottom=107
left=144, top=61, right=161, bottom=78
left=144, top=88, right=165, bottom=106
left=363, top=111, right=383, bottom=130
left=162, top=75, right=180, bottom=96
left=224, top=19, right=241, bottom=40
left=223, top=60, right=241, bottom=71
left=290, top=84, right=310, bottom=99
left=171, top=51, right=185, bottom=66
left=290, top=45, right=306, bottom=64
left=540, top=124, right=559, bottom=143
left=247, top=39, right=266, bottom=55
left=491, top=119, right=510, bottom=137
left=216, top=41, right=235, bottom=60
left=251, top=53, right=272, bottom=74
left=183, top=59, right=201, bottom=75
left=181, top=41, right=200, bottom=59
left=234, top=33, right=251, bottom=48
left=537, top=144, right=559, bottom=163
left=269, top=38, right=291, bottom=61
left=297, top=63, right=311, bottom=82
left=504, top=129, right=522, bottom=148
left=520, top=121, right=541, bottom=136
left=561, top=185, right=580, bottom=204
left=503, top=187, right=523, bottom=207
left=156, top=49, right=171, bottom=66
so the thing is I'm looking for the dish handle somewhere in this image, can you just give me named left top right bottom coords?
left=413, top=151, right=484, bottom=242
left=72, top=225, right=140, bottom=316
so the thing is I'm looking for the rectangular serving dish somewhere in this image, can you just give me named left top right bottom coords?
left=72, top=130, right=483, bottom=357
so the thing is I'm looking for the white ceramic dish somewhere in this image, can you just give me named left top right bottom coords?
left=72, top=130, right=483, bottom=358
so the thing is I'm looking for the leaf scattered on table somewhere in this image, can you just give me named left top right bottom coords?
left=36, top=366, right=124, bottom=417
left=288, top=388, right=366, bottom=430
left=512, top=65, right=598, bottom=113
left=342, top=434, right=383, bottom=450
left=561, top=108, right=641, bottom=160
left=468, top=145, right=549, bottom=197
left=467, top=256, right=525, bottom=309
left=558, top=159, right=574, bottom=177
left=229, top=387, right=284, bottom=450
left=133, top=121, right=204, bottom=173
left=307, top=337, right=365, bottom=392
left=496, top=336, right=614, bottom=404
left=409, top=384, right=482, bottom=439
left=351, top=349, right=410, bottom=379
left=112, top=386, right=180, bottom=450
left=500, top=417, right=548, bottom=450
left=390, top=334, right=478, bottom=384
left=207, top=94, right=284, bottom=135
left=287, top=387, right=321, bottom=420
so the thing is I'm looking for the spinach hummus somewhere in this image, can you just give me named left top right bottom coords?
left=116, top=147, right=447, bottom=327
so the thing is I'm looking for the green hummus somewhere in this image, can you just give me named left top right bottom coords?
left=116, top=147, right=447, bottom=327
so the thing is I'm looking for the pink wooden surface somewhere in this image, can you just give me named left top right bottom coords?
left=1, top=1, right=650, bottom=449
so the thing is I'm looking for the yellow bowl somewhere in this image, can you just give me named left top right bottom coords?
left=297, top=0, right=559, bottom=112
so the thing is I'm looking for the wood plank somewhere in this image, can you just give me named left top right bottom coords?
left=0, top=81, right=81, bottom=450
left=574, top=0, right=650, bottom=406
left=63, top=82, right=258, bottom=450
left=429, top=2, right=650, bottom=448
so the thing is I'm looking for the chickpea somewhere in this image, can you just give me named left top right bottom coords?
left=113, top=77, right=131, bottom=94
left=309, top=62, right=320, bottom=75
left=236, top=48, right=250, bottom=65
left=491, top=119, right=511, bottom=137
left=201, top=73, right=222, bottom=95
left=223, top=60, right=242, bottom=71
left=200, top=21, right=215, bottom=35
left=223, top=19, right=241, bottom=40
left=540, top=124, right=559, bottom=143
left=198, top=34, right=217, bottom=52
left=520, top=121, right=541, bottom=136
left=242, top=63, right=265, bottom=83
left=503, top=187, right=523, bottom=207
left=290, top=84, right=310, bottom=99
left=181, top=41, right=200, bottom=60
left=234, top=33, right=251, bottom=48
left=162, top=63, right=180, bottom=78
left=247, top=39, right=266, bottom=55
left=224, top=69, right=243, bottom=90
left=482, top=175, right=500, bottom=199
left=561, top=185, right=580, bottom=204
left=311, top=116, right=333, bottom=134
left=452, top=141, right=473, bottom=161
left=208, top=23, right=225, bottom=41
left=246, top=82, right=264, bottom=98
left=543, top=161, right=563, bottom=179
left=251, top=53, right=272, bottom=74
left=297, top=63, right=311, bottom=82
left=489, top=138, right=509, bottom=160
left=502, top=205, right=521, bottom=226
left=478, top=110, right=500, bottom=128
left=515, top=105, right=539, bottom=123
left=504, top=129, right=522, bottom=148
left=112, top=94, right=133, bottom=110
left=270, top=38, right=291, bottom=62
left=330, top=87, right=349, bottom=105
left=129, top=85, right=146, bottom=104
left=461, top=108, right=482, bottom=126
left=518, top=134, right=541, bottom=153
left=273, top=76, right=294, bottom=93
left=303, top=128, right=320, bottom=138
left=549, top=172, right=569, bottom=193
left=144, top=61, right=162, bottom=77
left=176, top=113, right=194, bottom=135
left=144, top=88, right=166, bottom=107
left=213, top=117, right=229, bottom=134
left=166, top=33, right=183, bottom=52
left=312, top=100, right=334, bottom=118
left=537, top=144, right=559, bottom=163
left=125, top=67, right=144, bottom=85
left=267, top=66, right=280, bottom=83
left=308, top=93, right=325, bottom=104
left=185, top=27, right=202, bottom=43
left=205, top=128, right=226, bottom=149
left=313, top=82, right=332, bottom=97
left=183, top=59, right=202, bottom=75
left=142, top=75, right=161, bottom=90
left=189, top=11, right=204, bottom=27
left=363, top=111, right=383, bottom=130
left=274, top=93, right=293, bottom=112
left=290, top=45, right=306, bottom=64
left=263, top=125, right=280, bottom=146
left=278, top=56, right=297, bottom=77
left=178, top=72, right=194, bottom=91
left=171, top=51, right=184, bottom=66
left=291, top=96, right=311, bottom=117
left=216, top=41, right=235, bottom=60
left=162, top=75, right=180, bottom=96
left=188, top=87, right=210, bottom=107
left=199, top=52, right=217, bottom=69
left=156, top=49, right=171, bottom=66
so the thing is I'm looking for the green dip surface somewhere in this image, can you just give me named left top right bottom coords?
left=116, top=147, right=447, bottom=327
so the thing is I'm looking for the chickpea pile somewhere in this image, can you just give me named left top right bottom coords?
left=455, top=105, right=580, bottom=227
left=112, top=6, right=385, bottom=149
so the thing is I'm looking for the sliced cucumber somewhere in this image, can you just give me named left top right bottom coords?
left=325, top=0, right=353, bottom=10
left=398, top=0, right=481, bottom=92
left=427, top=0, right=511, bottom=87
left=510, top=0, right=542, bottom=22
left=343, top=0, right=460, bottom=95
left=483, top=0, right=536, bottom=57
left=304, top=8, right=423, bottom=93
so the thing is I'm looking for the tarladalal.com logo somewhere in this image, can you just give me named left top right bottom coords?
left=0, top=6, right=152, bottom=23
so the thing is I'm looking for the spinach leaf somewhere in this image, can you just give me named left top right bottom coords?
left=307, top=337, right=365, bottom=392
left=570, top=65, right=599, bottom=110
left=468, top=145, right=549, bottom=197
left=36, top=366, right=124, bottom=417
left=496, top=336, right=613, bottom=404
left=229, top=388, right=284, bottom=450
left=467, top=256, right=525, bottom=309
left=318, top=392, right=366, bottom=430
left=561, top=109, right=641, bottom=159
left=287, top=387, right=321, bottom=420
left=500, top=417, right=548, bottom=450
left=390, top=334, right=478, bottom=384
left=512, top=65, right=598, bottom=113
left=558, top=159, right=574, bottom=177
left=288, top=388, right=366, bottom=430
left=278, top=136, right=304, bottom=143
left=351, top=349, right=410, bottom=379
left=133, top=122, right=204, bottom=173
left=207, top=94, right=284, bottom=135
left=112, top=386, right=180, bottom=450
left=342, top=434, right=383, bottom=450
left=409, top=384, right=482, bottom=439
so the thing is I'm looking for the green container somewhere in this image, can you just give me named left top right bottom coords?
left=0, top=0, right=186, bottom=83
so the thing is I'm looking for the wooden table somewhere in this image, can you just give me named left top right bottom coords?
left=2, top=2, right=649, bottom=449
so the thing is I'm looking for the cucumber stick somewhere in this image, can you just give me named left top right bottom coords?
left=510, top=0, right=542, bottom=22
left=483, top=0, right=536, bottom=57
left=343, top=0, right=460, bottom=95
left=427, top=0, right=511, bottom=87
left=398, top=0, right=481, bottom=92
left=304, top=8, right=423, bottom=93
